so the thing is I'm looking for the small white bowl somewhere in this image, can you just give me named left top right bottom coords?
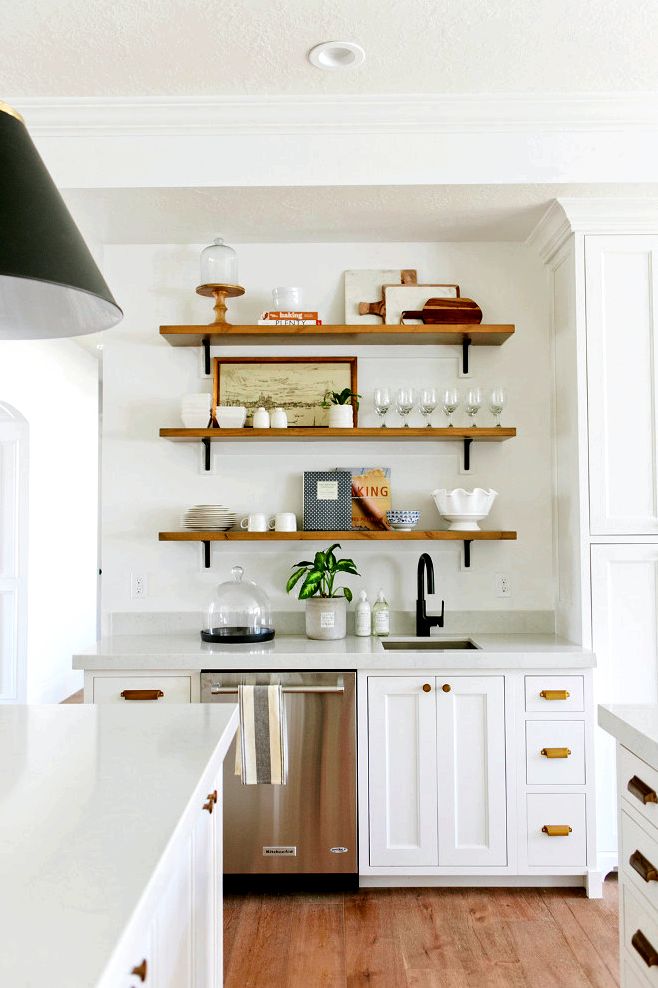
left=215, top=406, right=247, bottom=429
left=431, top=488, right=497, bottom=531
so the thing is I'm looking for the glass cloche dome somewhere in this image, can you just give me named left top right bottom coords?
left=201, top=566, right=275, bottom=643
left=199, top=236, right=239, bottom=286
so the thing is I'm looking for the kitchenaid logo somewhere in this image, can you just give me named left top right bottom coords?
left=263, top=846, right=297, bottom=856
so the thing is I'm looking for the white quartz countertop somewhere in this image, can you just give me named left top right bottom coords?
left=74, top=633, right=595, bottom=670
left=599, top=704, right=658, bottom=766
left=0, top=703, right=238, bottom=988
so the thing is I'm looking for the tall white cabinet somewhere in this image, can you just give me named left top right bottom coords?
left=538, top=204, right=658, bottom=873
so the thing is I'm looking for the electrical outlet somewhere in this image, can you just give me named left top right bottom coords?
left=495, top=573, right=511, bottom=598
left=131, top=573, right=147, bottom=599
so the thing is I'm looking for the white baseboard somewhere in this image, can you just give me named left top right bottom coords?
left=359, top=875, right=587, bottom=889
left=597, top=851, right=618, bottom=878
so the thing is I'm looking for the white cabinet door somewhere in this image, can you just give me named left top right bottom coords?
left=591, top=543, right=658, bottom=862
left=368, top=676, right=438, bottom=867
left=191, top=780, right=222, bottom=988
left=585, top=235, right=658, bottom=534
left=436, top=676, right=507, bottom=867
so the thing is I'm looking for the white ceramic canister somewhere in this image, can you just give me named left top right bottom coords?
left=252, top=407, right=271, bottom=429
left=270, top=407, right=288, bottom=428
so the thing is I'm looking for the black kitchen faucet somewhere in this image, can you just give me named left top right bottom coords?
left=416, top=553, right=445, bottom=636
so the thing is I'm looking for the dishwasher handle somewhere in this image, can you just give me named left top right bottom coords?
left=208, top=684, right=344, bottom=696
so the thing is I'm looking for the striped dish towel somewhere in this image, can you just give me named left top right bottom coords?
left=235, top=684, right=288, bottom=785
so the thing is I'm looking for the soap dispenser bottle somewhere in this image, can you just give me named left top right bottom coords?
left=355, top=590, right=372, bottom=637
left=372, top=588, right=390, bottom=637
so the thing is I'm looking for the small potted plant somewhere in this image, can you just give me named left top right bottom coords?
left=321, top=387, right=361, bottom=428
left=286, top=543, right=359, bottom=640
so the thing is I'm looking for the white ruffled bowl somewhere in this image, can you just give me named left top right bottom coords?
left=431, top=488, right=497, bottom=531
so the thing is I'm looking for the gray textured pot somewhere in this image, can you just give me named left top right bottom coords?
left=305, top=596, right=347, bottom=640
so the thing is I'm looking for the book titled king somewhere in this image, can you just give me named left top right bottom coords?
left=348, top=467, right=392, bottom=531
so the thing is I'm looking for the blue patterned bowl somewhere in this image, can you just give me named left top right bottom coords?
left=386, top=509, right=421, bottom=531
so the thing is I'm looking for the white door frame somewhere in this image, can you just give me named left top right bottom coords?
left=0, top=401, right=28, bottom=703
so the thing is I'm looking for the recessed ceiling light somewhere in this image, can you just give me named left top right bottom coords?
left=308, top=41, right=366, bottom=71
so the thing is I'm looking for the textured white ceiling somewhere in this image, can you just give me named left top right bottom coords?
left=3, top=0, right=658, bottom=96
left=62, top=183, right=658, bottom=244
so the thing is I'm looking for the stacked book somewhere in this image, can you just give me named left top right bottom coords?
left=258, top=310, right=322, bottom=326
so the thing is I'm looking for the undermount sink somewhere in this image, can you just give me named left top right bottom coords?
left=381, top=639, right=480, bottom=651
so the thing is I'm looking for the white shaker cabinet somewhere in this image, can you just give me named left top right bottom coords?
left=367, top=675, right=506, bottom=870
left=367, top=676, right=438, bottom=867
left=435, top=676, right=506, bottom=867
left=585, top=236, right=658, bottom=535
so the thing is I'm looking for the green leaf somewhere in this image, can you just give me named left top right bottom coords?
left=341, top=586, right=353, bottom=603
left=335, top=559, right=359, bottom=575
left=292, top=560, right=313, bottom=568
left=285, top=568, right=307, bottom=594
left=325, top=542, right=340, bottom=571
left=313, top=550, right=326, bottom=571
left=298, top=571, right=323, bottom=599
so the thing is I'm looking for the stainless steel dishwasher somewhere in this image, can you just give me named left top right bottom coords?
left=201, top=670, right=357, bottom=889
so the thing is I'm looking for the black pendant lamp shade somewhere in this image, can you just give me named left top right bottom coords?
left=0, top=101, right=122, bottom=339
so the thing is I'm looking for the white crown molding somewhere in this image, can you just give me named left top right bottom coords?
left=528, top=197, right=658, bottom=261
left=9, top=92, right=658, bottom=138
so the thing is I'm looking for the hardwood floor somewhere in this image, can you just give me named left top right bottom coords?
left=224, top=879, right=619, bottom=988
left=61, top=689, right=84, bottom=703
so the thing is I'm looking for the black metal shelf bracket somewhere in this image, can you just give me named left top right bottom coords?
left=202, top=437, right=211, bottom=471
left=203, top=541, right=211, bottom=568
left=202, top=336, right=211, bottom=375
left=462, top=337, right=470, bottom=375
left=463, top=436, right=473, bottom=471
left=463, top=540, right=472, bottom=568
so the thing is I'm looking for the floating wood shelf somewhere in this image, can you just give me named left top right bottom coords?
left=159, top=529, right=518, bottom=569
left=160, top=426, right=516, bottom=472
left=159, top=323, right=515, bottom=374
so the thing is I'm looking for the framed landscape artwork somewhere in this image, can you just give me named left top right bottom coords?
left=212, top=356, right=358, bottom=427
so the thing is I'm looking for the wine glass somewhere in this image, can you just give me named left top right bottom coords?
left=396, top=387, right=415, bottom=427
left=465, top=386, right=482, bottom=427
left=489, top=386, right=506, bottom=427
left=419, top=388, right=437, bottom=427
left=373, top=387, right=392, bottom=428
left=441, top=387, right=459, bottom=427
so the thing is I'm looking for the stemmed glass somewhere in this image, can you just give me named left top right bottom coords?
left=419, top=388, right=437, bottom=427
left=373, top=387, right=392, bottom=428
left=489, top=386, right=506, bottom=427
left=396, top=387, right=415, bottom=427
left=465, top=386, right=482, bottom=427
left=441, top=387, right=459, bottom=427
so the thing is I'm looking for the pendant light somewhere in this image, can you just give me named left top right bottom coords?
left=0, top=101, right=122, bottom=339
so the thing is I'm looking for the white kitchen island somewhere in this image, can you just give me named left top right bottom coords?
left=0, top=703, right=238, bottom=988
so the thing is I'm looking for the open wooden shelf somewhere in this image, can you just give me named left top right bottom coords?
left=159, top=529, right=517, bottom=568
left=160, top=323, right=514, bottom=348
left=160, top=425, right=515, bottom=471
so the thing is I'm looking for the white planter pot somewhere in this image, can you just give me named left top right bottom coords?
left=305, top=596, right=347, bottom=640
left=328, top=404, right=354, bottom=428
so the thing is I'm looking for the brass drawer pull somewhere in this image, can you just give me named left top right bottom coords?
left=541, top=747, right=571, bottom=759
left=210, top=789, right=218, bottom=804
left=203, top=792, right=216, bottom=814
left=441, top=684, right=451, bottom=693
left=539, top=689, right=570, bottom=701
left=630, top=849, right=658, bottom=883
left=632, top=929, right=658, bottom=968
left=628, top=775, right=658, bottom=805
left=542, top=825, right=572, bottom=836
left=120, top=689, right=164, bottom=701
left=422, top=683, right=432, bottom=693
left=131, top=958, right=148, bottom=982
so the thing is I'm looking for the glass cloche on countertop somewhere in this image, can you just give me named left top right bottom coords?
left=201, top=565, right=275, bottom=644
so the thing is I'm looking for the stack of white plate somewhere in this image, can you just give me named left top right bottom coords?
left=183, top=505, right=236, bottom=530
left=181, top=394, right=211, bottom=428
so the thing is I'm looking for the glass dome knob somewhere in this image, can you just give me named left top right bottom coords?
left=231, top=565, right=244, bottom=583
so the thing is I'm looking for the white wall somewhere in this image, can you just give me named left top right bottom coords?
left=100, top=241, right=554, bottom=630
left=0, top=340, right=98, bottom=701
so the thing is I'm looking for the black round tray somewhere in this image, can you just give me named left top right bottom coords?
left=200, top=626, right=275, bottom=644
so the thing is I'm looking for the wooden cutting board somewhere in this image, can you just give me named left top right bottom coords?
left=401, top=297, right=482, bottom=325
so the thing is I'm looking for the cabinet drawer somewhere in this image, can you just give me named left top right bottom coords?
left=621, top=747, right=658, bottom=835
left=526, top=793, right=586, bottom=867
left=525, top=676, right=584, bottom=712
left=526, top=721, right=585, bottom=786
left=623, top=885, right=658, bottom=987
left=92, top=676, right=191, bottom=704
left=624, top=950, right=654, bottom=988
left=623, top=810, right=658, bottom=916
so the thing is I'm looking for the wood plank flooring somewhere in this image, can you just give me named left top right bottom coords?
left=224, top=879, right=619, bottom=988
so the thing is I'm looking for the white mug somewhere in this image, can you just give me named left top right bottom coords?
left=268, top=512, right=297, bottom=532
left=240, top=512, right=267, bottom=532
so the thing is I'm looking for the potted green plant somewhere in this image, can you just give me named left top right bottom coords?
left=321, top=387, right=361, bottom=428
left=286, top=543, right=359, bottom=640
